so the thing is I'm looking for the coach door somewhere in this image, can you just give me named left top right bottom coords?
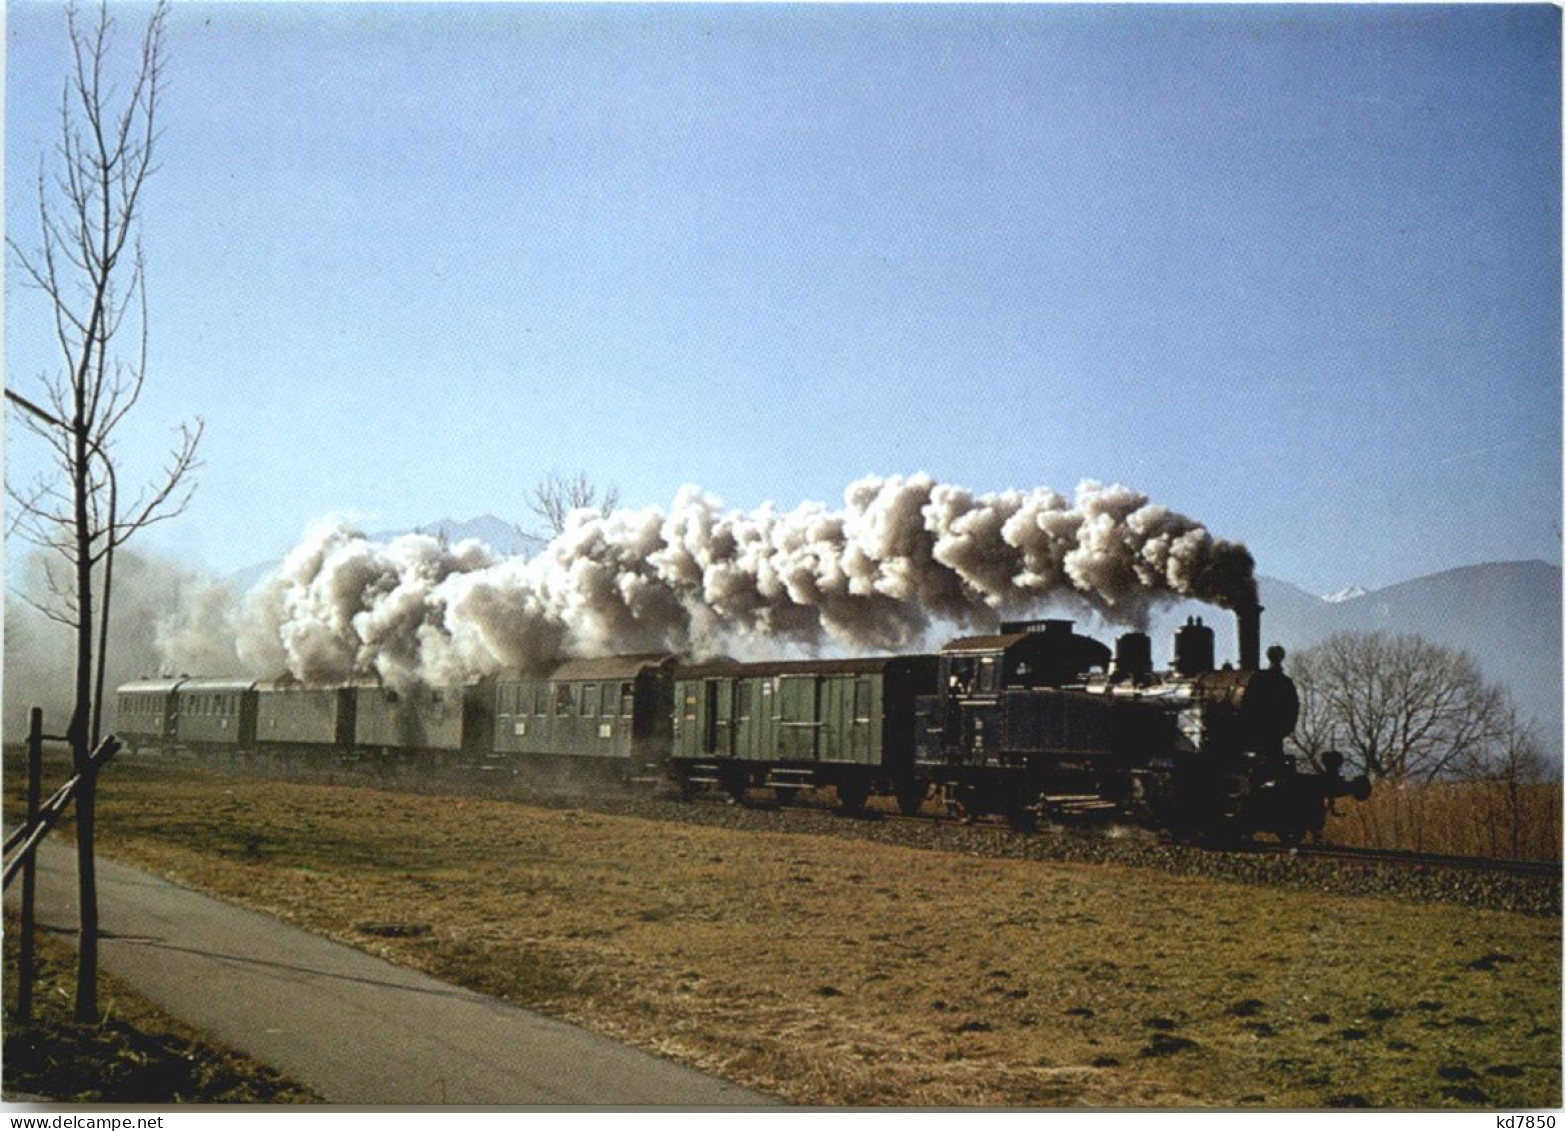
left=703, top=679, right=734, bottom=757
left=776, top=676, right=819, bottom=762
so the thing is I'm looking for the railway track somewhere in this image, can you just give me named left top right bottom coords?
left=1248, top=841, right=1562, bottom=879
left=677, top=783, right=1563, bottom=880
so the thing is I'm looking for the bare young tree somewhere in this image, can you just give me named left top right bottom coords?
left=522, top=470, right=620, bottom=541
left=6, top=0, right=200, bottom=1021
left=1287, top=631, right=1507, bottom=784
left=1475, top=709, right=1553, bottom=859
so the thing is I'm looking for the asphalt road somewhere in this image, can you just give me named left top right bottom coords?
left=8, top=844, right=774, bottom=1106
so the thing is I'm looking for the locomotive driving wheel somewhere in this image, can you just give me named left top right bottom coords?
left=1006, top=806, right=1039, bottom=833
left=894, top=779, right=928, bottom=817
left=943, top=784, right=977, bottom=824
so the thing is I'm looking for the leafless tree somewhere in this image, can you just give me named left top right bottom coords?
left=522, top=470, right=620, bottom=542
left=1474, top=709, right=1553, bottom=859
left=6, top=0, right=200, bottom=1021
left=1286, top=631, right=1508, bottom=784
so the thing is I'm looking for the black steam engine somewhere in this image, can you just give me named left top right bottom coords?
left=913, top=606, right=1369, bottom=843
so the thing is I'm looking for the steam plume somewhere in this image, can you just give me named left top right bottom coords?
left=190, top=476, right=1255, bottom=688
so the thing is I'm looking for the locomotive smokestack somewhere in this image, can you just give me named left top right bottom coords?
left=1237, top=602, right=1262, bottom=671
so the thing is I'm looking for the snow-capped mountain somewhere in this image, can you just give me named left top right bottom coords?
left=1322, top=585, right=1368, bottom=604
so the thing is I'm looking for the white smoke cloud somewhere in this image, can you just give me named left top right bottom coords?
left=4, top=547, right=252, bottom=738
left=187, top=475, right=1255, bottom=689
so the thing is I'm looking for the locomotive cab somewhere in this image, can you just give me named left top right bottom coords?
left=938, top=619, right=1111, bottom=698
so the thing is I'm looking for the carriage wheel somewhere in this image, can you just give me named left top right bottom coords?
left=721, top=770, right=748, bottom=806
left=837, top=780, right=870, bottom=816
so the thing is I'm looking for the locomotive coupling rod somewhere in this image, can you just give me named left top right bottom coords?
left=2, top=737, right=121, bottom=891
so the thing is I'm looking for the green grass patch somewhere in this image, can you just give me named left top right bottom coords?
left=7, top=752, right=1560, bottom=1107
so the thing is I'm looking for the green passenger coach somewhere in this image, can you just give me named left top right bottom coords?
left=255, top=677, right=357, bottom=755
left=170, top=678, right=257, bottom=752
left=670, top=655, right=938, bottom=812
left=492, top=655, right=677, bottom=781
left=116, top=678, right=185, bottom=751
left=349, top=678, right=493, bottom=762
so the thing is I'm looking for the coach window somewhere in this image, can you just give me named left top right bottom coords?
left=581, top=683, right=600, bottom=719
left=554, top=684, right=575, bottom=717
left=736, top=681, right=753, bottom=721
left=533, top=684, right=548, bottom=716
left=853, top=678, right=872, bottom=723
left=620, top=682, right=635, bottom=718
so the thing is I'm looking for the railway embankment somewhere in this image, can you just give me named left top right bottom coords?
left=6, top=753, right=1559, bottom=1108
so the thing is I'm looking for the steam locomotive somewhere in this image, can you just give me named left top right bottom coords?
left=115, top=604, right=1369, bottom=844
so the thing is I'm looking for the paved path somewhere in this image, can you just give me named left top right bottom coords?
left=9, top=844, right=774, bottom=1106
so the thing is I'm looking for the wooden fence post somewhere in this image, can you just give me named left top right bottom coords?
left=17, top=707, right=43, bottom=1022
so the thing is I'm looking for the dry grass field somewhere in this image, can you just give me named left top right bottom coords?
left=1324, top=781, right=1562, bottom=861
left=7, top=754, right=1559, bottom=1108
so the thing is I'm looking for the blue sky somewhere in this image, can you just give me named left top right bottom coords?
left=6, top=3, right=1560, bottom=596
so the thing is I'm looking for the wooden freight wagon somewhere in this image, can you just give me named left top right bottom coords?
left=671, top=655, right=937, bottom=812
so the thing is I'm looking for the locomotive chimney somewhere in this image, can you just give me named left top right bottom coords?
left=1172, top=617, right=1215, bottom=676
left=1236, top=602, right=1263, bottom=671
left=1114, top=632, right=1152, bottom=679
